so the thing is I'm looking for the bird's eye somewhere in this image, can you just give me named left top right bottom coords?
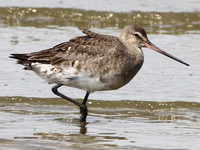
left=133, top=34, right=139, bottom=38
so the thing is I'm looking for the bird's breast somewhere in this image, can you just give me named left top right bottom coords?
left=98, top=51, right=144, bottom=90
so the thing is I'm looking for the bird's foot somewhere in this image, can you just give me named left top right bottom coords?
left=80, top=105, right=88, bottom=122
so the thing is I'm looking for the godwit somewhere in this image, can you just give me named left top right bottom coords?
left=10, top=25, right=189, bottom=121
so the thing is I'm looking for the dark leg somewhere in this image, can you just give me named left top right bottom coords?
left=52, top=84, right=90, bottom=122
left=80, top=91, right=90, bottom=121
left=82, top=91, right=90, bottom=105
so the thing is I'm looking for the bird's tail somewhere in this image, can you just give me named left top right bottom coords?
left=10, top=53, right=29, bottom=64
left=10, top=48, right=52, bottom=70
left=10, top=53, right=33, bottom=70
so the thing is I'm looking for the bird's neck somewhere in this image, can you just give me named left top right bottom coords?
left=119, top=37, right=143, bottom=59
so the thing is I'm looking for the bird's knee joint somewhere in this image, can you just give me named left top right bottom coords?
left=52, top=87, right=58, bottom=94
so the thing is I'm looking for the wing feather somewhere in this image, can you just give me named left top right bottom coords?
left=10, top=28, right=120, bottom=67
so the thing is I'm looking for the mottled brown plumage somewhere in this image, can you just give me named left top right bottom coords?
left=10, top=25, right=189, bottom=121
left=11, top=26, right=145, bottom=90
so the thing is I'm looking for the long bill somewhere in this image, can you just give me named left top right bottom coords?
left=145, top=40, right=190, bottom=66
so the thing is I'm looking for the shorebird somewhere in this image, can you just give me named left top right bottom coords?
left=10, top=25, right=189, bottom=121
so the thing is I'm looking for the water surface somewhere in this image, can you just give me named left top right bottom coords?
left=0, top=97, right=200, bottom=149
left=1, top=0, right=200, bottom=12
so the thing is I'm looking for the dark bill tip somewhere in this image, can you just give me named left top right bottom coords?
left=145, top=41, right=190, bottom=66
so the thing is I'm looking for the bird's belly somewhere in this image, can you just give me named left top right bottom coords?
left=31, top=63, right=111, bottom=92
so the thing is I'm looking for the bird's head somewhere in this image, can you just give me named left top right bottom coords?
left=120, top=25, right=189, bottom=66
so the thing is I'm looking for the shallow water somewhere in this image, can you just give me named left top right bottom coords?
left=1, top=0, right=200, bottom=12
left=0, top=1, right=200, bottom=150
left=0, top=97, right=200, bottom=150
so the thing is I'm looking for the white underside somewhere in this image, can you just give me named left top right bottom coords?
left=31, top=63, right=110, bottom=92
